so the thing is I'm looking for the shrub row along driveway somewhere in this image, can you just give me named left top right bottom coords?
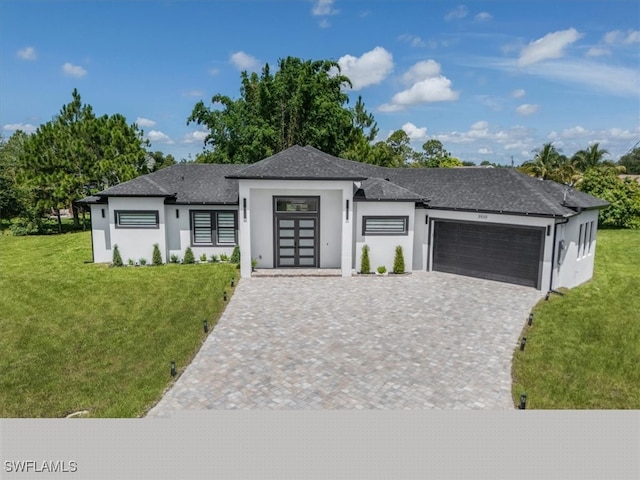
left=147, top=272, right=543, bottom=414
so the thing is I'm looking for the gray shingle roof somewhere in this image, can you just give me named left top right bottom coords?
left=77, top=145, right=609, bottom=216
left=228, top=145, right=367, bottom=180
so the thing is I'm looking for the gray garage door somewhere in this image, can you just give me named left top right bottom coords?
left=432, top=220, right=544, bottom=288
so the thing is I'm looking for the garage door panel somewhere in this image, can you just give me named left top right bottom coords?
left=433, top=221, right=543, bottom=288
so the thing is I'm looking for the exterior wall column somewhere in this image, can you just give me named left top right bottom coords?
left=340, top=185, right=353, bottom=277
left=238, top=182, right=252, bottom=278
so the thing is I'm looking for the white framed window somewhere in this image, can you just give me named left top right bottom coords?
left=115, top=210, right=159, bottom=228
left=191, top=210, right=237, bottom=246
left=362, top=216, right=409, bottom=236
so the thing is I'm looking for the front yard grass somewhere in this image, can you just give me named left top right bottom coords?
left=0, top=231, right=238, bottom=417
left=512, top=229, right=640, bottom=409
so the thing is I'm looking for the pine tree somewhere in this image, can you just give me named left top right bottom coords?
left=393, top=246, right=405, bottom=274
left=360, top=245, right=371, bottom=274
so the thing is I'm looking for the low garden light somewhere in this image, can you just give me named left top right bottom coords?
left=170, top=360, right=176, bottom=377
left=223, top=291, right=227, bottom=302
left=231, top=278, right=235, bottom=287
left=520, top=337, right=527, bottom=351
left=203, top=319, right=208, bottom=333
left=528, top=313, right=533, bottom=326
left=519, top=394, right=527, bottom=410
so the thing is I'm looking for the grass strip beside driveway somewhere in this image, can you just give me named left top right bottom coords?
left=512, top=229, right=640, bottom=409
left=0, top=231, right=237, bottom=417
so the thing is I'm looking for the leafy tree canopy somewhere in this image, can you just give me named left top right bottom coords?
left=189, top=57, right=379, bottom=164
left=618, top=147, right=640, bottom=175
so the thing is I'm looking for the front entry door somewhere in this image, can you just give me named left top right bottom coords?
left=276, top=217, right=318, bottom=267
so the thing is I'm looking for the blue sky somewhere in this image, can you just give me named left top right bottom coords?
left=2, top=0, right=639, bottom=164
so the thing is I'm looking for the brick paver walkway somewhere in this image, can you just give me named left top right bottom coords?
left=147, top=272, right=543, bottom=415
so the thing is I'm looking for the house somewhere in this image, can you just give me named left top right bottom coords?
left=78, top=145, right=608, bottom=291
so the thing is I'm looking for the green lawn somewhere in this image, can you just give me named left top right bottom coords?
left=512, top=229, right=640, bottom=409
left=0, top=231, right=238, bottom=417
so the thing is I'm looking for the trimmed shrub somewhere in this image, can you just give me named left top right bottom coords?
left=139, top=258, right=147, bottom=266
left=152, top=243, right=163, bottom=266
left=127, top=258, right=134, bottom=266
left=169, top=254, right=179, bottom=264
left=112, top=244, right=123, bottom=267
left=219, top=253, right=229, bottom=262
left=230, top=245, right=240, bottom=264
left=377, top=265, right=387, bottom=274
left=393, top=245, right=405, bottom=274
left=209, top=254, right=218, bottom=263
left=360, top=245, right=371, bottom=274
left=200, top=253, right=207, bottom=262
left=183, top=247, right=195, bottom=264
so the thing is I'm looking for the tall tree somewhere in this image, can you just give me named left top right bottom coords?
left=0, top=132, right=29, bottom=220
left=618, top=147, right=640, bottom=174
left=572, top=143, right=610, bottom=171
left=188, top=57, right=377, bottom=164
left=519, top=143, right=569, bottom=182
left=19, top=89, right=149, bottom=231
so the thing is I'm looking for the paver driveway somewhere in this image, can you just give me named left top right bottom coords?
left=147, top=272, right=543, bottom=415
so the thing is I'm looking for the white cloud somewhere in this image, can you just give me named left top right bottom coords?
left=401, top=122, right=428, bottom=141
left=208, top=68, right=220, bottom=76
left=517, top=28, right=583, bottom=67
left=511, top=89, right=526, bottom=98
left=515, top=104, right=539, bottom=116
left=3, top=123, right=37, bottom=133
left=474, top=12, right=492, bottom=22
left=147, top=130, right=174, bottom=144
left=182, top=130, right=209, bottom=144
left=183, top=89, right=204, bottom=97
left=476, top=95, right=502, bottom=111
left=17, top=46, right=37, bottom=61
left=478, top=147, right=493, bottom=154
left=401, top=60, right=441, bottom=85
left=62, top=62, right=87, bottom=78
left=445, top=5, right=468, bottom=21
left=586, top=47, right=610, bottom=57
left=603, top=29, right=640, bottom=45
left=312, top=0, right=337, bottom=16
left=135, top=117, right=156, bottom=128
left=379, top=60, right=458, bottom=111
left=398, top=34, right=427, bottom=48
left=336, top=46, right=393, bottom=90
left=229, top=51, right=260, bottom=71
left=319, top=18, right=331, bottom=28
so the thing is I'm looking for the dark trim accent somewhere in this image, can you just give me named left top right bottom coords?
left=354, top=198, right=425, bottom=203
left=243, top=198, right=247, bottom=220
left=114, top=210, right=159, bottom=229
left=425, top=205, right=572, bottom=219
left=362, top=216, right=409, bottom=236
left=546, top=225, right=551, bottom=236
left=101, top=208, right=105, bottom=218
left=176, top=209, right=179, bottom=219
left=275, top=195, right=320, bottom=214
left=190, top=209, right=238, bottom=247
left=346, top=199, right=349, bottom=221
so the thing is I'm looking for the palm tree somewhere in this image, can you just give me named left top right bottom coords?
left=572, top=143, right=609, bottom=171
left=519, top=143, right=561, bottom=180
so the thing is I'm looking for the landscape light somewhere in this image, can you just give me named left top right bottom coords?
left=231, top=278, right=235, bottom=287
left=520, top=337, right=527, bottom=351
left=528, top=313, right=533, bottom=326
left=519, top=394, right=527, bottom=410
left=203, top=319, right=208, bottom=333
left=223, top=291, right=227, bottom=301
left=170, top=360, right=176, bottom=377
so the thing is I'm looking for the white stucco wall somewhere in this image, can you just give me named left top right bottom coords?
left=108, top=197, right=167, bottom=264
left=237, top=179, right=353, bottom=277
left=89, top=204, right=111, bottom=263
left=354, top=201, right=415, bottom=273
left=424, top=209, right=557, bottom=290
left=165, top=204, right=239, bottom=262
left=553, top=209, right=599, bottom=290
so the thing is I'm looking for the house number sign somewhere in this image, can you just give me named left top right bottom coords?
left=478, top=214, right=488, bottom=219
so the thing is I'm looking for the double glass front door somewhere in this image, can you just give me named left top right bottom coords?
left=276, top=217, right=317, bottom=267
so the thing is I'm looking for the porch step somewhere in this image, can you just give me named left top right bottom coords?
left=251, top=268, right=345, bottom=277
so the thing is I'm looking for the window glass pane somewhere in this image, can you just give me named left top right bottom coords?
left=279, top=248, right=295, bottom=256
left=298, top=229, right=314, bottom=237
left=193, top=212, right=212, bottom=244
left=216, top=212, right=236, bottom=244
left=299, top=238, right=314, bottom=247
left=298, top=219, right=315, bottom=228
left=276, top=198, right=318, bottom=213
left=279, top=219, right=295, bottom=228
left=298, top=257, right=315, bottom=266
left=279, top=258, right=295, bottom=266
left=279, top=229, right=295, bottom=237
left=117, top=211, right=158, bottom=227
left=280, top=239, right=295, bottom=247
left=298, top=248, right=315, bottom=256
left=364, top=217, right=407, bottom=234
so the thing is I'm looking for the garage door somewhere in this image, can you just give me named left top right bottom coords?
left=432, top=221, right=544, bottom=288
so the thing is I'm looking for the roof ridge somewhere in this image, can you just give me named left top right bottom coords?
left=141, top=174, right=171, bottom=195
left=508, top=169, right=567, bottom=216
left=365, top=176, right=428, bottom=200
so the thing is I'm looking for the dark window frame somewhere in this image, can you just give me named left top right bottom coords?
left=190, top=210, right=238, bottom=247
left=362, top=215, right=409, bottom=236
left=114, top=210, right=159, bottom=229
